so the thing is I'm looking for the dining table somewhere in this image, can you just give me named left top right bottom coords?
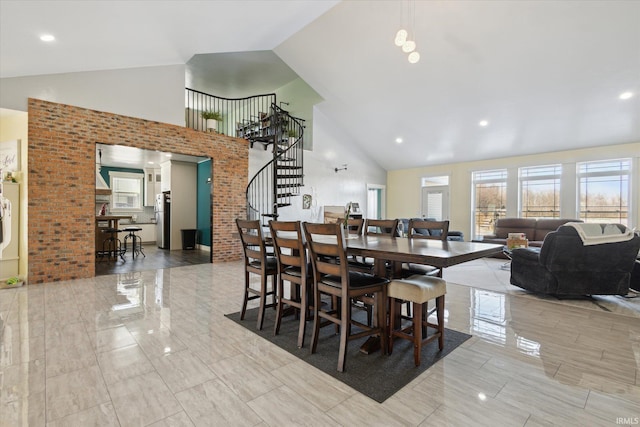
left=343, top=234, right=504, bottom=278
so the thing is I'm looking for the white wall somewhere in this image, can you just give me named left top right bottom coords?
left=0, top=65, right=186, bottom=125
left=0, top=110, right=28, bottom=277
left=275, top=77, right=323, bottom=150
left=387, top=142, right=640, bottom=240
left=249, top=107, right=387, bottom=222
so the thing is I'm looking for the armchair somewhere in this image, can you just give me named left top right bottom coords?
left=510, top=224, right=640, bottom=296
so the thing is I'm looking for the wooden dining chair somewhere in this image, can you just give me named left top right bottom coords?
left=236, top=219, right=278, bottom=330
left=364, top=218, right=399, bottom=237
left=302, top=222, right=389, bottom=372
left=342, top=218, right=364, bottom=236
left=403, top=219, right=450, bottom=278
left=269, top=220, right=310, bottom=348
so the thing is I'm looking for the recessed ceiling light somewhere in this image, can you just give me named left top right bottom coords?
left=619, top=91, right=633, bottom=100
left=479, top=120, right=489, bottom=127
left=148, top=161, right=154, bottom=165
left=395, top=137, right=403, bottom=144
left=40, top=34, right=55, bottom=42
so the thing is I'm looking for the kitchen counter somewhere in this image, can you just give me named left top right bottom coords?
left=95, top=216, right=132, bottom=254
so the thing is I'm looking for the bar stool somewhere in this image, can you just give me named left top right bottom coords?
left=99, top=227, right=126, bottom=262
left=123, top=226, right=145, bottom=258
left=388, top=275, right=446, bottom=366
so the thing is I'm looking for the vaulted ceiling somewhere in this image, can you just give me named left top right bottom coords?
left=1, top=0, right=638, bottom=170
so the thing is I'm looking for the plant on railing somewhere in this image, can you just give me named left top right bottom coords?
left=201, top=110, right=222, bottom=132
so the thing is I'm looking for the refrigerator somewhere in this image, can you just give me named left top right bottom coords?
left=155, top=192, right=171, bottom=249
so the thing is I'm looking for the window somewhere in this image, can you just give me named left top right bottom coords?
left=472, top=169, right=507, bottom=237
left=577, top=159, right=630, bottom=225
left=519, top=164, right=561, bottom=218
left=110, top=171, right=144, bottom=211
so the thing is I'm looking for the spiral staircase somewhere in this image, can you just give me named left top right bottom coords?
left=185, top=89, right=305, bottom=224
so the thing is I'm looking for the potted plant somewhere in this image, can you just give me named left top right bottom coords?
left=287, top=129, right=297, bottom=144
left=201, top=110, right=222, bottom=132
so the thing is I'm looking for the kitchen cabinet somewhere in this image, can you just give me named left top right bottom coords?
left=137, top=224, right=157, bottom=243
left=144, top=168, right=161, bottom=206
left=160, top=162, right=171, bottom=192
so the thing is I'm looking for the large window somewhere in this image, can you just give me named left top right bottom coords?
left=519, top=164, right=561, bottom=218
left=472, top=169, right=507, bottom=237
left=110, top=171, right=144, bottom=211
left=578, top=159, right=630, bottom=225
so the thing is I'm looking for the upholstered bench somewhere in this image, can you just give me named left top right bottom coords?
left=388, top=275, right=446, bottom=366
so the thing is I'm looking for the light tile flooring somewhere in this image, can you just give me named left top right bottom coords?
left=1, top=259, right=639, bottom=426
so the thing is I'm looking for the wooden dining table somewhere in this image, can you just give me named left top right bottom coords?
left=343, top=234, right=504, bottom=278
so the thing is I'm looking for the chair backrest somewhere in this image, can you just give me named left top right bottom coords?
left=408, top=219, right=449, bottom=241
left=269, top=220, right=306, bottom=275
left=364, top=219, right=399, bottom=237
left=336, top=217, right=364, bottom=235
left=236, top=219, right=268, bottom=267
left=303, top=222, right=348, bottom=288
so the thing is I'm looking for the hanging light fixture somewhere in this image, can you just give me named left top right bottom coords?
left=394, top=29, right=407, bottom=46
left=394, top=0, right=420, bottom=64
left=408, top=51, right=420, bottom=64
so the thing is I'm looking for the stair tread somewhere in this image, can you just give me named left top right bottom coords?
left=277, top=165, right=302, bottom=170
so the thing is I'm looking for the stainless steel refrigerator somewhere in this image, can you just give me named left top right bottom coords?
left=155, top=192, right=171, bottom=249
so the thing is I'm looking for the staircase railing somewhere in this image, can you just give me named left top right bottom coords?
left=185, top=88, right=276, bottom=137
left=246, top=104, right=305, bottom=222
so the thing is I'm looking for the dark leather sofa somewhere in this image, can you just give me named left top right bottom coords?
left=510, top=225, right=640, bottom=296
left=473, top=218, right=581, bottom=258
left=476, top=218, right=581, bottom=247
left=398, top=218, right=464, bottom=241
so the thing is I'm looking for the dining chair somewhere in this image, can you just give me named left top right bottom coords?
left=269, top=220, right=310, bottom=348
left=359, top=218, right=400, bottom=274
left=342, top=218, right=364, bottom=235
left=402, top=219, right=450, bottom=278
left=302, top=222, right=389, bottom=372
left=236, top=219, right=278, bottom=330
left=364, top=218, right=399, bottom=237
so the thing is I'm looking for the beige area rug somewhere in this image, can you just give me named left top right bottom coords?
left=443, top=257, right=640, bottom=319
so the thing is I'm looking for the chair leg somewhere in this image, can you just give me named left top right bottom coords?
left=413, top=301, right=423, bottom=366
left=437, top=295, right=445, bottom=350
left=297, top=282, right=307, bottom=348
left=274, top=277, right=284, bottom=336
left=388, top=297, right=397, bottom=354
left=337, top=296, right=349, bottom=372
left=257, top=274, right=267, bottom=330
left=240, top=270, right=250, bottom=320
left=310, top=285, right=321, bottom=354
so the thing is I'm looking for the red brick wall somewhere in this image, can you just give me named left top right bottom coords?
left=27, top=98, right=248, bottom=283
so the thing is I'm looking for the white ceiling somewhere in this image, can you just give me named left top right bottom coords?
left=1, top=0, right=638, bottom=171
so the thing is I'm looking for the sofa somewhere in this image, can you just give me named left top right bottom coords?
left=398, top=218, right=464, bottom=241
left=475, top=218, right=582, bottom=247
left=510, top=224, right=640, bottom=296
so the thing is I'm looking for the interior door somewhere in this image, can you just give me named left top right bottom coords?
left=421, top=185, right=449, bottom=220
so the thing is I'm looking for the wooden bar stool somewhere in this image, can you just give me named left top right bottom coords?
left=388, top=275, right=446, bottom=366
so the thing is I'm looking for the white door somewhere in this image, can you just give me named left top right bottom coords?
left=421, top=185, right=449, bottom=220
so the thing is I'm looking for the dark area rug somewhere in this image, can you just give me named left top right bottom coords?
left=225, top=307, right=471, bottom=402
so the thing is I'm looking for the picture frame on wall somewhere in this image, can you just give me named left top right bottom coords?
left=0, top=139, right=20, bottom=173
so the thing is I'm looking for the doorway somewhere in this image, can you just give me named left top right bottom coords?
left=367, top=184, right=386, bottom=219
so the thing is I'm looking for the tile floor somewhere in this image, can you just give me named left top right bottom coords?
left=1, top=258, right=639, bottom=426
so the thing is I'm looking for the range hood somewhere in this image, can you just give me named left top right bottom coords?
left=96, top=165, right=110, bottom=191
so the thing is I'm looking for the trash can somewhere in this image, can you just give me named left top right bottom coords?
left=181, top=229, right=197, bottom=250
